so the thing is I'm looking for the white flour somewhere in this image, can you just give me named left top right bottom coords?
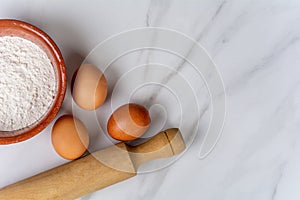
left=0, top=36, right=56, bottom=131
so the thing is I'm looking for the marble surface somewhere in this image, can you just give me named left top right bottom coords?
left=1, top=0, right=300, bottom=199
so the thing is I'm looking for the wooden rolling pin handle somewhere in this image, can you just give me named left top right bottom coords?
left=0, top=128, right=185, bottom=200
left=127, top=128, right=186, bottom=169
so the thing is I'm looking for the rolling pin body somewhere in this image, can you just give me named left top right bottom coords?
left=0, top=128, right=185, bottom=200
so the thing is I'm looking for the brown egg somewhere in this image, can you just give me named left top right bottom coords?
left=51, top=115, right=89, bottom=160
left=72, top=64, right=108, bottom=110
left=107, top=103, right=151, bottom=141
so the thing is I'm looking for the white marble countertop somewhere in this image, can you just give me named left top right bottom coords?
left=1, top=0, right=300, bottom=199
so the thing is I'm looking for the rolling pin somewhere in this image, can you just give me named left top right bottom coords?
left=0, top=128, right=185, bottom=199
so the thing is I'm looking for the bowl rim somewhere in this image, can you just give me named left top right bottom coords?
left=0, top=19, right=67, bottom=144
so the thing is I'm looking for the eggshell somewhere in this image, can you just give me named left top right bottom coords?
left=107, top=103, right=151, bottom=141
left=51, top=115, right=89, bottom=160
left=72, top=64, right=107, bottom=110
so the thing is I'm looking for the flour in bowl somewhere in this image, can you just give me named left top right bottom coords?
left=0, top=36, right=56, bottom=131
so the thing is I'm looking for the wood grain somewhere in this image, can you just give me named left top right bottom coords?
left=0, top=128, right=185, bottom=199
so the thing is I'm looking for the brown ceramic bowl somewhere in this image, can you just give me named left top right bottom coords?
left=0, top=19, right=67, bottom=144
